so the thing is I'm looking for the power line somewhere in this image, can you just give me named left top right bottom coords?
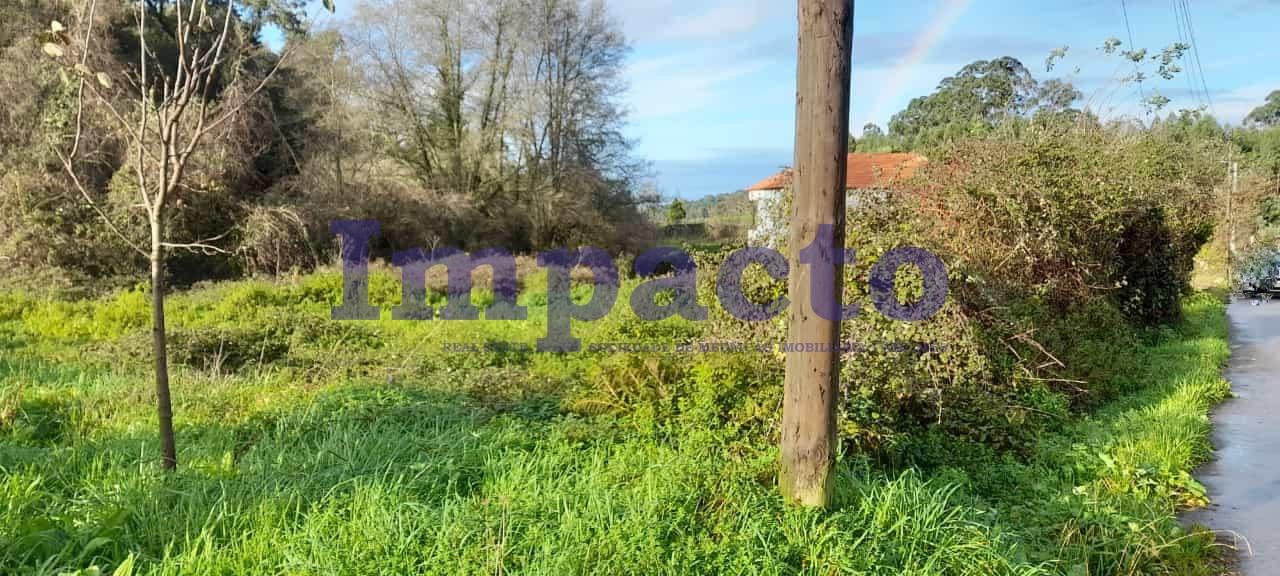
left=1171, top=0, right=1204, bottom=109
left=1120, top=0, right=1146, bottom=102
left=1172, top=0, right=1204, bottom=108
left=1178, top=0, right=1216, bottom=116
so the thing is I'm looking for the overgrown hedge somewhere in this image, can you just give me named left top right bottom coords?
left=699, top=122, right=1227, bottom=459
left=830, top=122, right=1225, bottom=457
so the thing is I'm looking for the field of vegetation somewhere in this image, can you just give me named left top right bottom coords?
left=6, top=0, right=1280, bottom=573
left=0, top=260, right=1234, bottom=575
left=3, top=70, right=1268, bottom=572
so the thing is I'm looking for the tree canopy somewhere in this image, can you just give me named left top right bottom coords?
left=1246, top=90, right=1280, bottom=127
left=667, top=198, right=686, bottom=224
left=0, top=0, right=655, bottom=287
left=887, top=57, right=1081, bottom=147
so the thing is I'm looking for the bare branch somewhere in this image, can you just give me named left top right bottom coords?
left=53, top=149, right=148, bottom=258
left=55, top=0, right=147, bottom=258
left=160, top=227, right=235, bottom=255
left=205, top=53, right=292, bottom=136
left=78, top=76, right=164, bottom=168
left=67, top=0, right=99, bottom=160
left=160, top=241, right=232, bottom=255
left=157, top=0, right=240, bottom=210
left=174, top=0, right=187, bottom=91
left=138, top=0, right=153, bottom=219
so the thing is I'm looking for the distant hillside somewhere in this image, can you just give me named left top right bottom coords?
left=655, top=190, right=754, bottom=246
left=683, top=190, right=753, bottom=223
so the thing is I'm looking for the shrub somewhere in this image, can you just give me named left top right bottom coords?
left=0, top=292, right=32, bottom=322
left=4, top=390, right=83, bottom=446
left=910, top=124, right=1220, bottom=325
left=826, top=123, right=1221, bottom=457
left=239, top=206, right=319, bottom=276
left=163, top=326, right=292, bottom=374
left=567, top=352, right=782, bottom=443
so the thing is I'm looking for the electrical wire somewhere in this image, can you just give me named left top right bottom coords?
left=1120, top=0, right=1146, bottom=102
left=1178, top=0, right=1216, bottom=116
left=1171, top=0, right=1204, bottom=109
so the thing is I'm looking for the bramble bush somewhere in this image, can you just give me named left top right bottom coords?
left=821, top=122, right=1225, bottom=458
left=602, top=122, right=1225, bottom=462
left=911, top=123, right=1220, bottom=323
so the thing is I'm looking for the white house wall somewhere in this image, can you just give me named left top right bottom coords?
left=748, top=188, right=885, bottom=248
left=748, top=189, right=787, bottom=247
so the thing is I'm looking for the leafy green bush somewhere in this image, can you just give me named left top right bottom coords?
left=0, top=291, right=33, bottom=322
left=11, top=288, right=149, bottom=344
left=568, top=352, right=781, bottom=441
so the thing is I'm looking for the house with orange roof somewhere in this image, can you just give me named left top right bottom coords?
left=746, top=152, right=927, bottom=246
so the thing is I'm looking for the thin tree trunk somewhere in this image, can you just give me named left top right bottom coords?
left=150, top=221, right=177, bottom=471
left=780, top=0, right=853, bottom=508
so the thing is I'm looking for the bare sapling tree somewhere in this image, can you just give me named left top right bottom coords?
left=44, top=0, right=315, bottom=470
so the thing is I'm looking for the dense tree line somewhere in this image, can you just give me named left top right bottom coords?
left=6, top=2, right=1280, bottom=294
left=0, top=0, right=654, bottom=290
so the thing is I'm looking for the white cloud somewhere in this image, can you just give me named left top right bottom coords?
left=1209, top=83, right=1275, bottom=125
left=626, top=53, right=766, bottom=121
left=618, top=0, right=787, bottom=124
left=659, top=0, right=771, bottom=41
left=610, top=0, right=783, bottom=44
left=609, top=0, right=685, bottom=42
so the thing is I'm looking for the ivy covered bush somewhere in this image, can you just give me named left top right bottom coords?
left=826, top=121, right=1226, bottom=459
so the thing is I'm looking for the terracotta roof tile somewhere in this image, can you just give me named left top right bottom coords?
left=746, top=153, right=927, bottom=192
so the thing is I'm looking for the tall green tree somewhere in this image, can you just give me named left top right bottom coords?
left=1246, top=91, right=1280, bottom=128
left=887, top=57, right=1080, bottom=146
left=666, top=198, right=686, bottom=224
left=853, top=122, right=901, bottom=152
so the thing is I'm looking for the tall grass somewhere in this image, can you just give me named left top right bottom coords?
left=0, top=277, right=1230, bottom=575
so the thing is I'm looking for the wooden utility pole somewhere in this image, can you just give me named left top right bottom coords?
left=1230, top=160, right=1239, bottom=268
left=1224, top=158, right=1239, bottom=281
left=781, top=0, right=853, bottom=508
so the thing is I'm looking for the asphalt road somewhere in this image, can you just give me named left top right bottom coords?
left=1185, top=300, right=1280, bottom=574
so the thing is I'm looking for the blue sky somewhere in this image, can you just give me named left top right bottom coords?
left=614, top=0, right=1280, bottom=198
left=289, top=0, right=1280, bottom=199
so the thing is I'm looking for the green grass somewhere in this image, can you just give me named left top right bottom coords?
left=920, top=294, right=1232, bottom=574
left=0, top=275, right=1232, bottom=575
